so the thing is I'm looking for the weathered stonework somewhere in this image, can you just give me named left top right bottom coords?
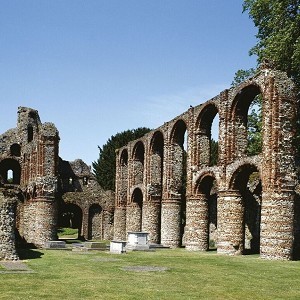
left=114, top=67, right=299, bottom=260
left=0, top=187, right=19, bottom=260
left=58, top=158, right=114, bottom=241
left=0, top=107, right=115, bottom=259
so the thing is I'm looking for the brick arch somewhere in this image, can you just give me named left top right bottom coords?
left=194, top=171, right=218, bottom=195
left=185, top=171, right=219, bottom=251
left=170, top=119, right=187, bottom=146
left=120, top=148, right=128, bottom=166
left=149, top=131, right=164, bottom=200
left=226, top=162, right=262, bottom=254
left=169, top=119, right=187, bottom=195
left=228, top=162, right=261, bottom=191
left=132, top=141, right=145, bottom=186
left=229, top=84, right=263, bottom=161
left=117, top=148, right=128, bottom=207
left=126, top=187, right=143, bottom=232
left=195, top=103, right=220, bottom=167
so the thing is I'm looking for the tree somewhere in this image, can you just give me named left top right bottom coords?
left=210, top=139, right=218, bottom=166
left=247, top=99, right=262, bottom=155
left=93, top=127, right=151, bottom=191
left=241, top=0, right=300, bottom=156
left=243, top=0, right=300, bottom=85
left=231, top=68, right=256, bottom=87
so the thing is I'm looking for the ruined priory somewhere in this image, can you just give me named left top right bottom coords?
left=0, top=66, right=299, bottom=260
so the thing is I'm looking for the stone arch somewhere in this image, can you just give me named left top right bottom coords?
left=88, top=203, right=103, bottom=240
left=166, top=118, right=189, bottom=247
left=149, top=131, right=164, bottom=200
left=228, top=163, right=262, bottom=254
left=59, top=202, right=83, bottom=239
left=0, top=158, right=21, bottom=184
left=196, top=103, right=219, bottom=167
left=118, top=148, right=128, bottom=206
left=126, top=187, right=143, bottom=232
left=188, top=172, right=218, bottom=250
left=169, top=119, right=187, bottom=195
left=132, top=141, right=145, bottom=186
left=230, top=84, right=262, bottom=160
left=144, top=130, right=164, bottom=244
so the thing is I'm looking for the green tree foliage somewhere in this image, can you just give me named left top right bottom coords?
left=247, top=97, right=262, bottom=155
left=210, top=139, right=219, bottom=166
left=93, top=127, right=151, bottom=191
left=241, top=1, right=300, bottom=156
left=231, top=68, right=256, bottom=87
left=243, top=0, right=300, bottom=85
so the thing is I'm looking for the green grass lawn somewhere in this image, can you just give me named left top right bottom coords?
left=1, top=248, right=300, bottom=299
left=57, top=227, right=79, bottom=239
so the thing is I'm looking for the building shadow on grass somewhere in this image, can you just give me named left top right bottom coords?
left=17, top=248, right=44, bottom=260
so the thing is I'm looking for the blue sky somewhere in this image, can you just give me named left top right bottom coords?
left=0, top=0, right=257, bottom=166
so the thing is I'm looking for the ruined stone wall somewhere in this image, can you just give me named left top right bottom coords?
left=0, top=107, right=115, bottom=259
left=0, top=107, right=60, bottom=251
left=0, top=188, right=19, bottom=260
left=60, top=159, right=115, bottom=241
left=115, top=67, right=298, bottom=260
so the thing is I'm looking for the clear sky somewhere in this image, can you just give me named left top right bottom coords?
left=0, top=0, right=257, bottom=166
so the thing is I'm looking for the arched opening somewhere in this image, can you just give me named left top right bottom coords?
left=27, top=125, right=33, bottom=142
left=10, top=143, right=21, bottom=157
left=120, top=149, right=128, bottom=166
left=196, top=103, right=219, bottom=166
left=231, top=85, right=262, bottom=159
left=58, top=203, right=83, bottom=240
left=170, top=119, right=187, bottom=244
left=148, top=131, right=164, bottom=243
left=88, top=204, right=103, bottom=240
left=230, top=164, right=262, bottom=254
left=118, top=148, right=129, bottom=206
left=0, top=158, right=21, bottom=184
left=132, top=141, right=145, bottom=186
left=127, top=188, right=143, bottom=232
left=150, top=131, right=164, bottom=199
left=196, top=174, right=218, bottom=250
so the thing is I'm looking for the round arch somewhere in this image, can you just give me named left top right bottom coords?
left=0, top=158, right=21, bottom=184
left=132, top=187, right=143, bottom=208
left=59, top=202, right=83, bottom=239
left=132, top=141, right=145, bottom=186
left=196, top=103, right=219, bottom=167
left=170, top=119, right=187, bottom=147
left=229, top=163, right=262, bottom=254
left=230, top=84, right=263, bottom=159
left=120, top=148, right=128, bottom=166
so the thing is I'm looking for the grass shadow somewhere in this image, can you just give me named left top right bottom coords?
left=17, top=248, right=44, bottom=260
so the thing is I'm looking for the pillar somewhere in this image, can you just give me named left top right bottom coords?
left=126, top=203, right=142, bottom=233
left=113, top=205, right=127, bottom=240
left=142, top=199, right=161, bottom=244
left=185, top=194, right=208, bottom=251
left=260, top=190, right=294, bottom=260
left=161, top=198, right=181, bottom=247
left=217, top=191, right=244, bottom=255
left=0, top=188, right=19, bottom=260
